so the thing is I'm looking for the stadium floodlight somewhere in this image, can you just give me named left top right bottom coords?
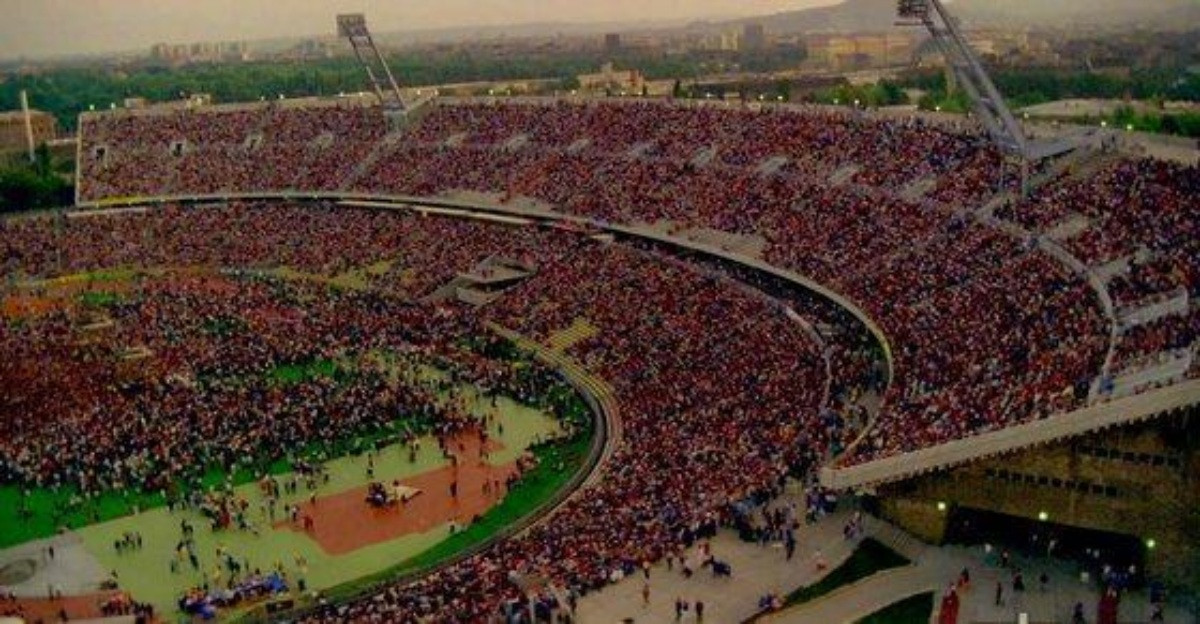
left=336, top=13, right=370, bottom=38
left=337, top=13, right=407, bottom=113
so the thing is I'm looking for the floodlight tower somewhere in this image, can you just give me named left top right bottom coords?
left=337, top=13, right=407, bottom=113
left=897, top=0, right=1028, bottom=159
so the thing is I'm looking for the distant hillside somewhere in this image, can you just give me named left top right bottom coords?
left=718, top=0, right=900, bottom=34
left=719, top=0, right=1200, bottom=33
left=953, top=0, right=1200, bottom=29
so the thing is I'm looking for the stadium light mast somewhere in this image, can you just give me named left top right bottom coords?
left=896, top=0, right=1029, bottom=159
left=337, top=14, right=407, bottom=113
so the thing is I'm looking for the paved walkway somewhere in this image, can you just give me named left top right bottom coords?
left=936, top=545, right=1197, bottom=624
left=1, top=533, right=108, bottom=598
left=766, top=564, right=941, bottom=623
left=573, top=505, right=1199, bottom=624
left=573, top=506, right=859, bottom=624
left=769, top=540, right=1197, bottom=624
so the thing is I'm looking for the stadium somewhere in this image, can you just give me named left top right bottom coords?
left=1, top=4, right=1198, bottom=624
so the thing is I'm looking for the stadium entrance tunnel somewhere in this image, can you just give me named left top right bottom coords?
left=945, top=505, right=1148, bottom=587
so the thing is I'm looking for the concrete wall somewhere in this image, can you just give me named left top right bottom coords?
left=878, top=410, right=1199, bottom=590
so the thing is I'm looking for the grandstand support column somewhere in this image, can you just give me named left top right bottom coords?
left=337, top=13, right=407, bottom=113
left=20, top=90, right=36, bottom=163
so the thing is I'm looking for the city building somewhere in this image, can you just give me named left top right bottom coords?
left=149, top=41, right=250, bottom=65
left=0, top=109, right=57, bottom=153
left=721, top=31, right=740, bottom=52
left=576, top=62, right=646, bottom=94
left=604, top=33, right=622, bottom=53
left=742, top=23, right=767, bottom=52
left=807, top=32, right=921, bottom=70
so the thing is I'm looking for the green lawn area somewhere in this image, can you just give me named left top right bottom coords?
left=856, top=592, right=934, bottom=624
left=269, top=358, right=343, bottom=385
left=79, top=290, right=121, bottom=307
left=783, top=538, right=910, bottom=606
left=0, top=485, right=166, bottom=549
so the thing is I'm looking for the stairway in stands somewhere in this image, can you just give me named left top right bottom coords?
left=546, top=318, right=599, bottom=354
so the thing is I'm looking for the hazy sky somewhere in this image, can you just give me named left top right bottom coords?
left=1, top=0, right=839, bottom=60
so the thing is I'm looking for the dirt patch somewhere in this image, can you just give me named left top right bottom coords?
left=1, top=295, right=60, bottom=320
left=2, top=591, right=129, bottom=622
left=0, top=558, right=36, bottom=585
left=275, top=435, right=517, bottom=556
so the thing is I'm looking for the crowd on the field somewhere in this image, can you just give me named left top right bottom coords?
left=0, top=270, right=501, bottom=494
left=2, top=202, right=838, bottom=620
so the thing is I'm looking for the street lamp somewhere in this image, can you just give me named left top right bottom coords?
left=1037, top=511, right=1049, bottom=522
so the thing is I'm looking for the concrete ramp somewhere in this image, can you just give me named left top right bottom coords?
left=1044, top=214, right=1092, bottom=240
left=828, top=164, right=861, bottom=187
left=1108, top=351, right=1194, bottom=398
left=757, top=156, right=789, bottom=176
left=502, top=134, right=530, bottom=151
left=1117, top=289, right=1189, bottom=327
left=899, top=176, right=937, bottom=203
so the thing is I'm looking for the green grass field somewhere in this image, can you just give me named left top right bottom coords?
left=856, top=591, right=934, bottom=624
left=783, top=538, right=910, bottom=607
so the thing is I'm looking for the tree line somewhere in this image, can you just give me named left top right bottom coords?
left=0, top=145, right=73, bottom=213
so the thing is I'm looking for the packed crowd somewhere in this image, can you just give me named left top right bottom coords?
left=70, top=99, right=1200, bottom=453
left=39, top=98, right=1197, bottom=619
left=78, top=101, right=387, bottom=200
left=995, top=158, right=1199, bottom=374
left=69, top=99, right=1200, bottom=460
left=0, top=271, right=506, bottom=493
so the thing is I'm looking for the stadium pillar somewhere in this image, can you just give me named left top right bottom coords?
left=20, top=89, right=35, bottom=163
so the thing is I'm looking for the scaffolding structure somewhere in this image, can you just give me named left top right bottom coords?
left=337, top=14, right=407, bottom=113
